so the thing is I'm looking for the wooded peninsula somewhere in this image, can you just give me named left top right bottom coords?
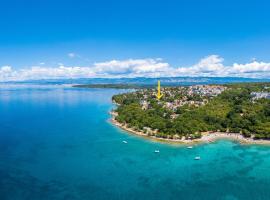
left=111, top=83, right=270, bottom=142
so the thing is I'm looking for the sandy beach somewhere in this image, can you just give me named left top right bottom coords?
left=110, top=111, right=270, bottom=145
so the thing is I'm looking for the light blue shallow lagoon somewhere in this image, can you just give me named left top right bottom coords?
left=1, top=85, right=270, bottom=200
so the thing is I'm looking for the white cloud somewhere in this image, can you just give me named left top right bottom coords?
left=173, top=55, right=224, bottom=76
left=93, top=58, right=170, bottom=76
left=68, top=53, right=76, bottom=58
left=0, top=55, right=270, bottom=82
left=172, top=55, right=270, bottom=78
left=0, top=66, right=17, bottom=81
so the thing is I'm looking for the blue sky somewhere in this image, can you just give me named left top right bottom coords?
left=0, top=0, right=270, bottom=80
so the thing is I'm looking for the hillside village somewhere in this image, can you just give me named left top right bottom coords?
left=138, top=85, right=227, bottom=117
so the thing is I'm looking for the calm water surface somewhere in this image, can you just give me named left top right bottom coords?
left=0, top=85, right=270, bottom=200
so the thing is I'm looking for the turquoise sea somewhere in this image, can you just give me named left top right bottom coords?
left=1, top=85, right=270, bottom=200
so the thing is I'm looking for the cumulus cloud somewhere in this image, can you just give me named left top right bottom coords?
left=93, top=58, right=170, bottom=76
left=0, top=66, right=18, bottom=81
left=171, top=55, right=270, bottom=78
left=173, top=55, right=224, bottom=76
left=229, top=61, right=270, bottom=75
left=0, top=55, right=270, bottom=81
left=0, top=58, right=169, bottom=81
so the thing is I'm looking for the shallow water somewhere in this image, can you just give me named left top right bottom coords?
left=0, top=85, right=270, bottom=200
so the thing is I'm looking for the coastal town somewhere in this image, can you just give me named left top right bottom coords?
left=251, top=91, right=270, bottom=100
left=139, top=85, right=227, bottom=115
left=111, top=83, right=270, bottom=143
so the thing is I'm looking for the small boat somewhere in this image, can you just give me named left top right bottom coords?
left=122, top=140, right=128, bottom=144
left=154, top=150, right=160, bottom=153
left=187, top=146, right=193, bottom=149
left=194, top=156, right=201, bottom=160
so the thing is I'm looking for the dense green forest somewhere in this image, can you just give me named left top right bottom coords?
left=112, top=83, right=270, bottom=140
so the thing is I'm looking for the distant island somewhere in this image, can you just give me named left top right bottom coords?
left=111, top=82, right=270, bottom=144
left=73, top=83, right=153, bottom=89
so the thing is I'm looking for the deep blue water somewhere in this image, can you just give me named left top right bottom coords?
left=1, top=85, right=270, bottom=200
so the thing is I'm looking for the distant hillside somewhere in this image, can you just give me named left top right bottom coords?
left=73, top=84, right=153, bottom=89
left=2, top=77, right=270, bottom=86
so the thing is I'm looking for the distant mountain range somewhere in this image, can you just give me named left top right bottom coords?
left=1, top=77, right=270, bottom=86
